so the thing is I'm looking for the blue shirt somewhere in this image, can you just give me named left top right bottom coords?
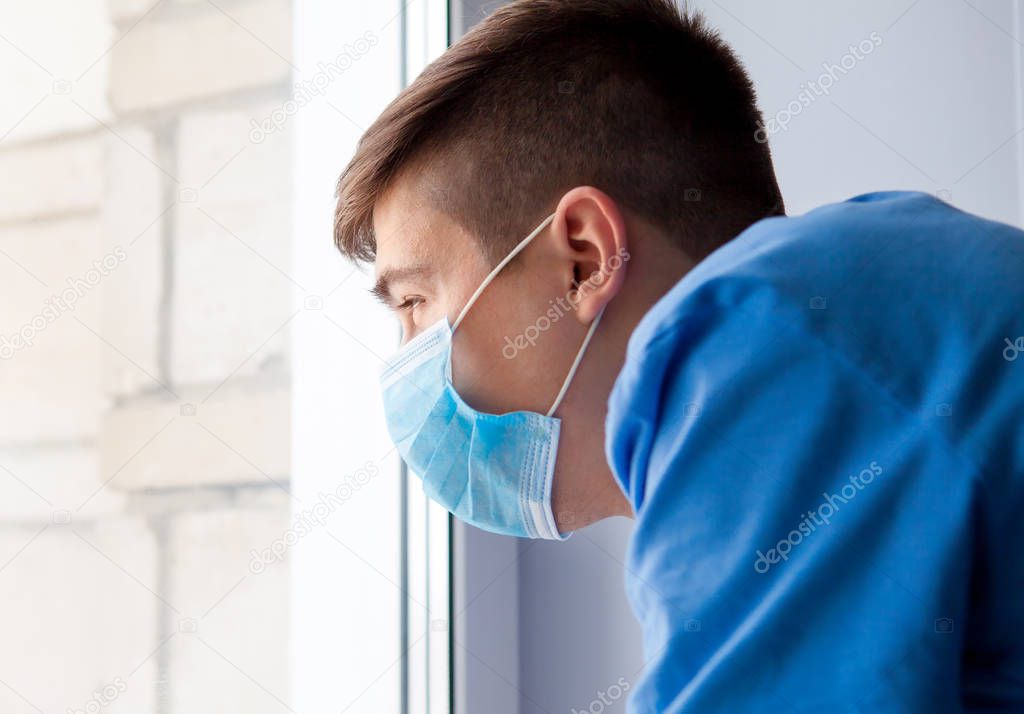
left=606, top=192, right=1024, bottom=713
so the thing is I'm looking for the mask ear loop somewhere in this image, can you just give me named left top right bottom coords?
left=546, top=306, right=605, bottom=417
left=451, top=213, right=556, bottom=333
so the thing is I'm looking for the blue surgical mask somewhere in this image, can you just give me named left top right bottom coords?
left=379, top=213, right=604, bottom=539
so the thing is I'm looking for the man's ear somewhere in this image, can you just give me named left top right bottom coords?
left=551, top=186, right=630, bottom=323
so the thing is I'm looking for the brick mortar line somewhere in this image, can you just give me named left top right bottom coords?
left=0, top=480, right=291, bottom=530
left=0, top=438, right=96, bottom=451
left=110, top=80, right=295, bottom=126
left=0, top=207, right=104, bottom=230
left=151, top=515, right=172, bottom=714
left=0, top=125, right=104, bottom=153
left=0, top=84, right=291, bottom=158
left=111, top=0, right=282, bottom=30
left=103, top=383, right=293, bottom=416
left=126, top=479, right=292, bottom=501
left=156, top=119, right=177, bottom=389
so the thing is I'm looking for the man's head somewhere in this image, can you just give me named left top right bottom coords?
left=334, top=0, right=782, bottom=530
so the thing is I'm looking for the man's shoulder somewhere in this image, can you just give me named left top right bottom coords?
left=609, top=190, right=1024, bottom=509
left=629, top=190, right=1024, bottom=362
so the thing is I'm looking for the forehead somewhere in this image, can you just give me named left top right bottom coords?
left=371, top=172, right=486, bottom=281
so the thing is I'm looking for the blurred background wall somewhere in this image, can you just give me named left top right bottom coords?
left=0, top=1, right=295, bottom=712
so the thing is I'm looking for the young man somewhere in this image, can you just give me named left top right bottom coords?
left=333, top=0, right=1024, bottom=710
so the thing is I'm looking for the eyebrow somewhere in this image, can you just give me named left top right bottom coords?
left=370, top=263, right=433, bottom=306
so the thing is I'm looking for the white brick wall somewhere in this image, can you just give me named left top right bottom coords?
left=100, top=124, right=165, bottom=396
left=0, top=215, right=106, bottom=442
left=0, top=518, right=159, bottom=714
left=0, top=134, right=105, bottom=222
left=0, top=0, right=112, bottom=144
left=109, top=0, right=293, bottom=112
left=0, top=445, right=126, bottom=521
left=108, top=0, right=158, bottom=22
left=165, top=498, right=290, bottom=713
left=172, top=104, right=293, bottom=385
left=0, top=1, right=296, bottom=711
left=99, top=386, right=291, bottom=491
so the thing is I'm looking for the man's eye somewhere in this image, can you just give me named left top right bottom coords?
left=396, top=296, right=424, bottom=311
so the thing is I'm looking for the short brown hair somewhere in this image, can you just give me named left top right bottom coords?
left=334, top=0, right=783, bottom=263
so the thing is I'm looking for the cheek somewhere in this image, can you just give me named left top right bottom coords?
left=449, top=289, right=577, bottom=414
left=448, top=316, right=504, bottom=409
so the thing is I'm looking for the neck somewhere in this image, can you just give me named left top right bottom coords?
left=553, top=225, right=693, bottom=531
